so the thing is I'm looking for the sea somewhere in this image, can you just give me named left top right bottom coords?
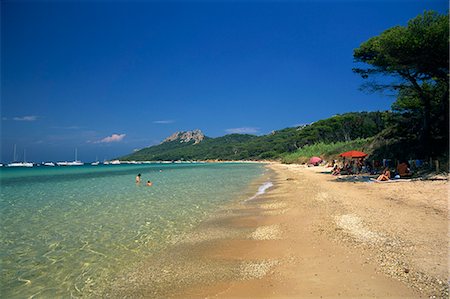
left=0, top=162, right=269, bottom=298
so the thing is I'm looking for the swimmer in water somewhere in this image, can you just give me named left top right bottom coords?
left=136, top=174, right=141, bottom=184
left=146, top=181, right=153, bottom=186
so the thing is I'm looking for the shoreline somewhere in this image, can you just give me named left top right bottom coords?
left=109, top=163, right=448, bottom=298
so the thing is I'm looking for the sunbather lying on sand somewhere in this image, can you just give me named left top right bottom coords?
left=377, top=168, right=391, bottom=181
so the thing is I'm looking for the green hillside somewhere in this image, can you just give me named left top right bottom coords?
left=120, top=111, right=387, bottom=161
left=121, top=11, right=448, bottom=168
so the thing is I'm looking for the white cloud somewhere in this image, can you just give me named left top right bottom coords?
left=225, top=127, right=259, bottom=134
left=13, top=115, right=38, bottom=121
left=153, top=120, right=174, bottom=124
left=96, top=133, right=126, bottom=143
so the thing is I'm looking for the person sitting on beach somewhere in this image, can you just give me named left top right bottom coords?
left=397, top=161, right=412, bottom=177
left=376, top=168, right=391, bottom=181
left=331, top=164, right=341, bottom=175
left=340, top=162, right=352, bottom=175
left=136, top=173, right=141, bottom=184
left=357, top=158, right=364, bottom=174
left=146, top=180, right=153, bottom=186
left=351, top=160, right=358, bottom=174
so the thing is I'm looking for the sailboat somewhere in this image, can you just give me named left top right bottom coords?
left=57, top=148, right=84, bottom=166
left=7, top=145, right=33, bottom=167
left=91, top=156, right=100, bottom=166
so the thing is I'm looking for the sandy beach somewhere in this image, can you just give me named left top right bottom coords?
left=110, top=163, right=448, bottom=298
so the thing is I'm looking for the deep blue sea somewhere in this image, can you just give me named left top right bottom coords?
left=0, top=162, right=267, bottom=298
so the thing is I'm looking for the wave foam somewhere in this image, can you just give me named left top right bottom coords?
left=246, top=181, right=273, bottom=201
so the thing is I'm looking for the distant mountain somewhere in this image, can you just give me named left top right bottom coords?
left=120, top=111, right=388, bottom=161
left=120, top=130, right=256, bottom=161
left=162, top=129, right=205, bottom=144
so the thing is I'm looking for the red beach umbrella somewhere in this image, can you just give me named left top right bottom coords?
left=309, top=156, right=322, bottom=164
left=339, top=150, right=368, bottom=159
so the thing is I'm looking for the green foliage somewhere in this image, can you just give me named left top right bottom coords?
left=281, top=139, right=371, bottom=164
left=121, top=112, right=387, bottom=161
left=353, top=10, right=449, bottom=159
left=353, top=11, right=448, bottom=82
left=121, top=11, right=449, bottom=166
left=121, top=134, right=258, bottom=161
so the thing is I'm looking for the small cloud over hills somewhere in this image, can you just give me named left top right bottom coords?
left=225, top=127, right=259, bottom=134
left=95, top=133, right=126, bottom=143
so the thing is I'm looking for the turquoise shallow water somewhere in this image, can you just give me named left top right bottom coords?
left=0, top=162, right=265, bottom=298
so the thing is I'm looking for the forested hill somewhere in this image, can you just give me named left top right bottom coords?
left=123, top=11, right=448, bottom=165
left=120, top=111, right=387, bottom=161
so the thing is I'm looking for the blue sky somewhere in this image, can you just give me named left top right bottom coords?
left=1, top=0, right=447, bottom=162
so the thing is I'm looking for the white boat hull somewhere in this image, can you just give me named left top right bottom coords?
left=57, top=161, right=84, bottom=166
left=7, top=162, right=33, bottom=167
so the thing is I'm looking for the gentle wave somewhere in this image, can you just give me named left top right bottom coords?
left=247, top=181, right=273, bottom=201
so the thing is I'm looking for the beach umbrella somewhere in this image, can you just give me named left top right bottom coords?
left=309, top=156, right=322, bottom=165
left=339, top=150, right=368, bottom=159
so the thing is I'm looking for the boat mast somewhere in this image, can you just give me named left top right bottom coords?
left=13, top=144, right=17, bottom=162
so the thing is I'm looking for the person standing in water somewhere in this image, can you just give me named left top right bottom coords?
left=136, top=173, right=141, bottom=184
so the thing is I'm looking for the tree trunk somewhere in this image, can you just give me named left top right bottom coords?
left=440, top=86, right=449, bottom=158
left=422, top=93, right=432, bottom=158
left=404, top=73, right=432, bottom=159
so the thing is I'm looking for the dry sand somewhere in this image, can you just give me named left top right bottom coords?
left=109, top=163, right=448, bottom=298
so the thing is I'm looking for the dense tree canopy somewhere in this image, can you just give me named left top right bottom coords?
left=353, top=11, right=448, bottom=83
left=121, top=112, right=387, bottom=161
left=122, top=11, right=449, bottom=164
left=353, top=10, right=449, bottom=159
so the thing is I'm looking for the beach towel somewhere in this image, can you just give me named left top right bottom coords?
left=369, top=178, right=412, bottom=183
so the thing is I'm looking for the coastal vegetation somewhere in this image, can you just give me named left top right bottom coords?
left=353, top=10, right=448, bottom=162
left=281, top=139, right=371, bottom=164
left=122, top=11, right=448, bottom=168
left=121, top=112, right=387, bottom=161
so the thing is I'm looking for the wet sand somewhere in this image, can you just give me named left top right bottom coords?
left=109, top=163, right=448, bottom=298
